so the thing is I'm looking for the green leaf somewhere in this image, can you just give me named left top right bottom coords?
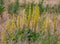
left=8, top=0, right=20, bottom=15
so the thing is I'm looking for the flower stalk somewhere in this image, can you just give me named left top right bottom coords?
left=22, top=9, right=26, bottom=28
left=34, top=4, right=39, bottom=31
left=6, top=19, right=11, bottom=30
left=1, top=29, right=6, bottom=44
left=17, top=15, right=20, bottom=28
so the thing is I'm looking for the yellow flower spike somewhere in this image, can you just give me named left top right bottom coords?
left=27, top=4, right=31, bottom=27
left=35, top=4, right=40, bottom=16
left=12, top=20, right=15, bottom=29
left=10, top=18, right=16, bottom=32
left=27, top=13, right=31, bottom=27
left=31, top=7, right=34, bottom=23
left=35, top=4, right=39, bottom=22
left=43, top=16, right=50, bottom=30
left=23, top=9, right=26, bottom=18
left=43, top=18, right=47, bottom=29
left=42, top=12, right=47, bottom=30
left=17, top=15, right=20, bottom=28
left=34, top=4, right=39, bottom=31
left=31, top=4, right=40, bottom=31
left=1, top=29, right=5, bottom=44
left=6, top=19, right=10, bottom=30
left=31, top=9, right=35, bottom=30
left=53, top=15, right=57, bottom=30
left=34, top=16, right=37, bottom=29
left=46, top=16, right=51, bottom=30
left=22, top=9, right=26, bottom=26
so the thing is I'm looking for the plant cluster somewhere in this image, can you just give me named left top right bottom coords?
left=0, top=0, right=59, bottom=44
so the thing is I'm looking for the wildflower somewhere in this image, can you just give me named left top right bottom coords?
left=32, top=8, right=35, bottom=23
left=1, top=29, right=5, bottom=44
left=27, top=13, right=31, bottom=27
left=43, top=19, right=47, bottom=29
left=27, top=4, right=31, bottom=27
left=6, top=19, right=11, bottom=30
left=31, top=4, right=40, bottom=31
left=22, top=9, right=26, bottom=26
left=17, top=15, right=20, bottom=28
left=11, top=19, right=15, bottom=30
left=35, top=4, right=40, bottom=16
left=10, top=16, right=16, bottom=32
left=53, top=15, right=57, bottom=29
left=43, top=12, right=47, bottom=30
left=34, top=4, right=39, bottom=30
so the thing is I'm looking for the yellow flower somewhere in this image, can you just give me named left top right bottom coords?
left=1, top=29, right=5, bottom=44
left=34, top=4, right=39, bottom=30
left=35, top=4, right=40, bottom=16
left=43, top=18, right=47, bottom=29
left=10, top=17, right=16, bottom=32
left=31, top=8, right=35, bottom=29
left=11, top=19, right=15, bottom=29
left=28, top=14, right=31, bottom=27
left=30, top=8, right=35, bottom=31
left=43, top=16, right=50, bottom=30
left=22, top=9, right=26, bottom=25
left=31, top=4, right=40, bottom=31
left=9, top=20, right=15, bottom=33
left=17, top=15, right=20, bottom=28
left=53, top=15, right=57, bottom=29
left=11, top=14, right=16, bottom=29
left=35, top=4, right=39, bottom=21
left=6, top=19, right=10, bottom=30
left=27, top=4, right=31, bottom=27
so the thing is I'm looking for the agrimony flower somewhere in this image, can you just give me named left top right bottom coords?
left=32, top=8, right=34, bottom=23
left=27, top=4, right=31, bottom=27
left=11, top=19, right=15, bottom=29
left=43, top=19, right=47, bottom=29
left=10, top=15, right=16, bottom=32
left=34, top=4, right=39, bottom=30
left=43, top=12, right=47, bottom=30
left=53, top=15, right=57, bottom=29
left=1, top=29, right=5, bottom=44
left=35, top=4, right=40, bottom=16
left=27, top=13, right=31, bottom=27
left=22, top=9, right=26, bottom=26
left=6, top=19, right=11, bottom=30
left=17, top=15, right=20, bottom=28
